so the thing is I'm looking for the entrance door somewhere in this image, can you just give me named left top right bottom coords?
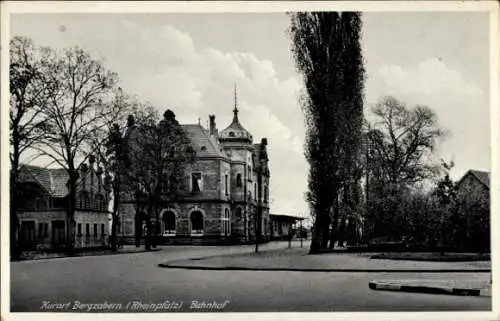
left=52, top=220, right=66, bottom=248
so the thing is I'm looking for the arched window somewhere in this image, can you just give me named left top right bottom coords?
left=162, top=211, right=176, bottom=236
left=254, top=183, right=257, bottom=200
left=222, top=208, right=231, bottom=236
left=191, top=211, right=204, bottom=236
left=264, top=185, right=268, bottom=203
left=236, top=173, right=242, bottom=187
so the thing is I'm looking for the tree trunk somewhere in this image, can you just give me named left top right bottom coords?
left=66, top=168, right=77, bottom=254
left=328, top=195, right=340, bottom=249
left=328, top=217, right=337, bottom=250
left=10, top=141, right=21, bottom=260
left=135, top=213, right=142, bottom=248
left=320, top=218, right=330, bottom=249
left=10, top=171, right=20, bottom=260
left=309, top=226, right=322, bottom=254
left=145, top=217, right=152, bottom=251
left=110, top=180, right=120, bottom=252
left=110, top=215, right=118, bottom=252
left=309, top=212, right=324, bottom=254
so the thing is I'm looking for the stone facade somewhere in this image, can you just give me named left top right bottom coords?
left=16, top=161, right=110, bottom=251
left=118, top=95, right=271, bottom=245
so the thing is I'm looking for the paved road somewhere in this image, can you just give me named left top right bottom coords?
left=10, top=243, right=491, bottom=312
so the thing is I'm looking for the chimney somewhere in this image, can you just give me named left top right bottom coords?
left=259, top=138, right=268, bottom=162
left=209, top=114, right=218, bottom=137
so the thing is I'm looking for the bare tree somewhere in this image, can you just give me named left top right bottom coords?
left=9, top=36, right=51, bottom=259
left=365, top=96, right=445, bottom=240
left=88, top=90, right=132, bottom=252
left=34, top=46, right=119, bottom=253
left=368, top=96, right=444, bottom=186
left=124, top=109, right=195, bottom=250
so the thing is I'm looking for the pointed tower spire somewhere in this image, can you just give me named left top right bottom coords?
left=233, top=83, right=239, bottom=120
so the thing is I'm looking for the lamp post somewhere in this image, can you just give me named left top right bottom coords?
left=255, top=158, right=262, bottom=254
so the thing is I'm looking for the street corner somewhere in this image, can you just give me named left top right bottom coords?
left=368, top=280, right=490, bottom=297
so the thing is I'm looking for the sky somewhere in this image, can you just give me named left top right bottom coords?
left=9, top=11, right=491, bottom=217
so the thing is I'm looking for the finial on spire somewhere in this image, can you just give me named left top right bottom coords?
left=233, top=83, right=239, bottom=117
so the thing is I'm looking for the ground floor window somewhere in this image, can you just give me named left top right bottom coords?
left=221, top=208, right=231, bottom=236
left=162, top=211, right=176, bottom=236
left=20, top=221, right=36, bottom=248
left=123, top=220, right=134, bottom=236
left=190, top=211, right=204, bottom=236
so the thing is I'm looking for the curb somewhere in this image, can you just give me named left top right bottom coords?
left=368, top=280, right=490, bottom=296
left=15, top=248, right=162, bottom=261
left=158, top=263, right=490, bottom=273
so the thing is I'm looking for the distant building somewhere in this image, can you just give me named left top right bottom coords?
left=269, top=214, right=305, bottom=240
left=118, top=90, right=271, bottom=245
left=455, top=169, right=490, bottom=252
left=456, top=169, right=490, bottom=198
left=16, top=161, right=110, bottom=251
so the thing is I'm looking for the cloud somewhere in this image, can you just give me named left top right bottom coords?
left=366, top=58, right=490, bottom=179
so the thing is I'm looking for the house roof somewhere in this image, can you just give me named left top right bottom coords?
left=18, top=165, right=70, bottom=197
left=19, top=164, right=106, bottom=198
left=182, top=124, right=228, bottom=159
left=458, top=169, right=490, bottom=190
left=270, top=213, right=306, bottom=221
left=219, top=108, right=253, bottom=143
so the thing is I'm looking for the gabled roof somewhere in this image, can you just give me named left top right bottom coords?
left=18, top=164, right=105, bottom=198
left=19, top=165, right=70, bottom=197
left=270, top=213, right=306, bottom=221
left=182, top=124, right=228, bottom=159
left=458, top=169, right=490, bottom=190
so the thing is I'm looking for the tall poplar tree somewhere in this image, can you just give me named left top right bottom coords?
left=289, top=12, right=365, bottom=254
left=329, top=13, right=365, bottom=248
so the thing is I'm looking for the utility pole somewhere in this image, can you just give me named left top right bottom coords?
left=300, top=218, right=303, bottom=248
left=288, top=222, right=292, bottom=249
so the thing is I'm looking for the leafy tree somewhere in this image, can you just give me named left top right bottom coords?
left=289, top=12, right=365, bottom=253
left=34, top=46, right=120, bottom=253
left=435, top=160, right=458, bottom=251
left=331, top=13, right=365, bottom=248
left=9, top=37, right=51, bottom=259
left=124, top=109, right=195, bottom=250
left=365, top=96, right=445, bottom=240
